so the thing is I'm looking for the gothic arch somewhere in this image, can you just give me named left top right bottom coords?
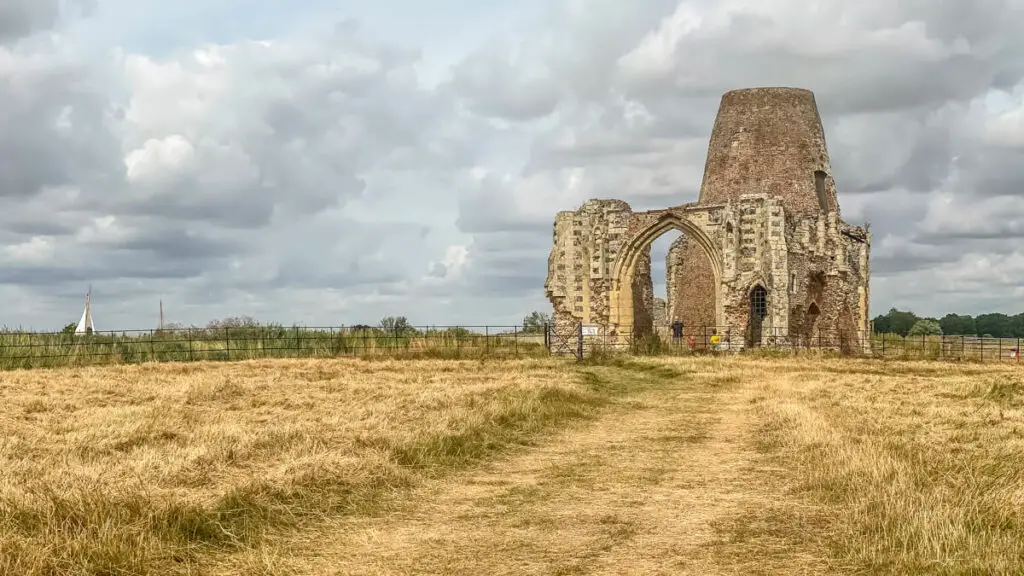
left=609, top=213, right=724, bottom=332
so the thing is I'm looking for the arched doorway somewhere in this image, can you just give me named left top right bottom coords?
left=805, top=301, right=821, bottom=347
left=609, top=213, right=724, bottom=342
left=748, top=285, right=768, bottom=347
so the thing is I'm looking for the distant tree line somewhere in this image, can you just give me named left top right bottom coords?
left=58, top=313, right=555, bottom=337
left=873, top=308, right=1024, bottom=338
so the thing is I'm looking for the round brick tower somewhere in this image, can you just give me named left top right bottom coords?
left=698, top=87, right=838, bottom=217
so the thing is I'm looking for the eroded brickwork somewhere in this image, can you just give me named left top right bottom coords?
left=666, top=235, right=717, bottom=330
left=544, top=87, right=871, bottom=352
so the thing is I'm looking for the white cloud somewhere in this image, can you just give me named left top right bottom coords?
left=3, top=0, right=1024, bottom=330
left=3, top=236, right=55, bottom=264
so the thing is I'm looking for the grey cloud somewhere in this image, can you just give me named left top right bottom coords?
left=0, top=257, right=209, bottom=287
left=462, top=251, right=546, bottom=297
left=616, top=2, right=1024, bottom=116
left=451, top=48, right=562, bottom=121
left=0, top=0, right=59, bottom=43
left=268, top=258, right=406, bottom=290
left=0, top=0, right=95, bottom=44
left=4, top=219, right=77, bottom=236
left=10, top=1, right=1024, bottom=330
left=870, top=250, right=954, bottom=275
left=0, top=61, right=120, bottom=200
left=824, top=105, right=969, bottom=195
left=450, top=0, right=681, bottom=122
left=947, top=145, right=1024, bottom=199
left=113, top=227, right=244, bottom=261
left=0, top=18, right=475, bottom=328
left=96, top=27, right=458, bottom=234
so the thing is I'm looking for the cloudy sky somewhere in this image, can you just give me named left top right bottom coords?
left=1, top=0, right=1023, bottom=331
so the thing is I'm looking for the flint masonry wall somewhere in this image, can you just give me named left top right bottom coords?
left=546, top=199, right=632, bottom=338
left=544, top=87, right=871, bottom=351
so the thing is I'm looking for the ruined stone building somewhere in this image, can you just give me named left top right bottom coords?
left=544, top=87, right=871, bottom=350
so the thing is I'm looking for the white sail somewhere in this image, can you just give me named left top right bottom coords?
left=74, top=289, right=95, bottom=334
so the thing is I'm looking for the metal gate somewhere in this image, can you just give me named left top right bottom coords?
left=545, top=323, right=581, bottom=358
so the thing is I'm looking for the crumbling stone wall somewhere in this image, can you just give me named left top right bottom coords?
left=544, top=87, right=871, bottom=353
left=544, top=199, right=632, bottom=339
left=631, top=246, right=655, bottom=337
left=653, top=297, right=667, bottom=327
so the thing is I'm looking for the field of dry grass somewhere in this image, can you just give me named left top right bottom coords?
left=747, top=358, right=1024, bottom=575
left=1, top=356, right=1022, bottom=575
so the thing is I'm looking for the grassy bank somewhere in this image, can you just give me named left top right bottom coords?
left=0, top=357, right=669, bottom=575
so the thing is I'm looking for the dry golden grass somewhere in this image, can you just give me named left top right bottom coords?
left=237, top=357, right=808, bottom=576
left=740, top=357, right=1024, bottom=575
left=3, top=355, right=1023, bottom=575
left=0, top=357, right=626, bottom=575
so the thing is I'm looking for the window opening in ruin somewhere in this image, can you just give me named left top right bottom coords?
left=814, top=170, right=828, bottom=212
left=748, top=285, right=768, bottom=347
left=808, top=302, right=820, bottom=316
left=648, top=229, right=685, bottom=334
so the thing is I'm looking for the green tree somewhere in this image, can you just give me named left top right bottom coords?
left=907, top=318, right=942, bottom=337
left=871, top=314, right=891, bottom=334
left=61, top=322, right=77, bottom=335
left=379, top=316, right=415, bottom=335
left=939, top=313, right=976, bottom=336
left=976, top=313, right=1013, bottom=338
left=522, top=311, right=551, bottom=334
left=206, top=316, right=259, bottom=330
left=1011, top=313, right=1024, bottom=338
left=873, top=308, right=919, bottom=336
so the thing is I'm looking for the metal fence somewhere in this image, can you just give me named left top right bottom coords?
left=0, top=325, right=549, bottom=369
left=552, top=323, right=1024, bottom=363
left=0, top=323, right=1021, bottom=369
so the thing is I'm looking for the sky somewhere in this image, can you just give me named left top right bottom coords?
left=2, top=0, right=1024, bottom=331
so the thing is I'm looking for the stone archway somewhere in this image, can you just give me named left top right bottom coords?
left=608, top=213, right=724, bottom=341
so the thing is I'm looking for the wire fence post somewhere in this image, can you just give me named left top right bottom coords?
left=514, top=324, right=519, bottom=356
left=485, top=325, right=489, bottom=355
left=224, top=327, right=230, bottom=361
left=576, top=321, right=583, bottom=360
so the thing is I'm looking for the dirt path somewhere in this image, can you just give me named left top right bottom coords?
left=219, top=365, right=827, bottom=575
